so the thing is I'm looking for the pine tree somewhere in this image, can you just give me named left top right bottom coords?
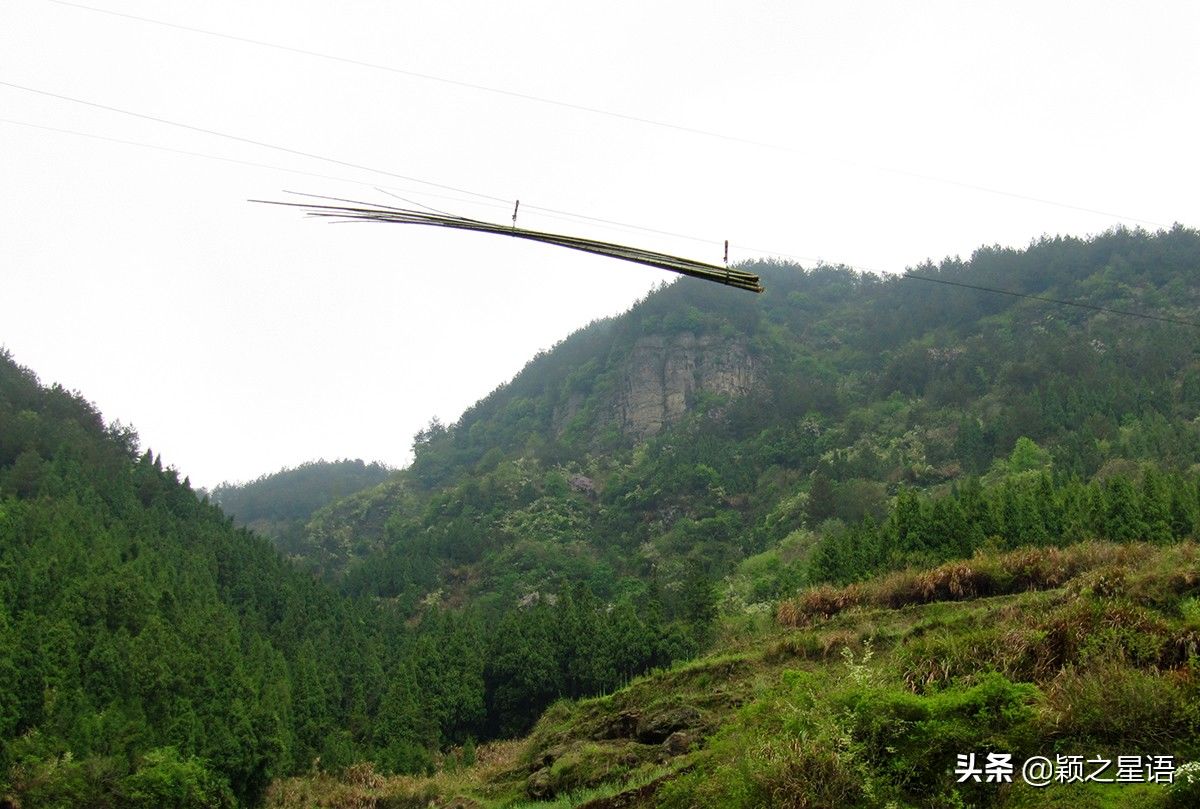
left=607, top=597, right=652, bottom=683
left=1104, top=477, right=1148, bottom=542
left=807, top=469, right=837, bottom=524
left=1140, top=466, right=1173, bottom=542
left=375, top=663, right=431, bottom=774
left=679, top=563, right=718, bottom=646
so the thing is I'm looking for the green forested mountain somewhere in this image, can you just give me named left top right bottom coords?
left=269, top=536, right=1200, bottom=808
left=256, top=226, right=1200, bottom=809
left=0, top=350, right=702, bottom=808
left=209, top=460, right=392, bottom=561
left=297, top=225, right=1200, bottom=614
left=6, top=225, right=1200, bottom=808
left=0, top=352, right=391, bottom=805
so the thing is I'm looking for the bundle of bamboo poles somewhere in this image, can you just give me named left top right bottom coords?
left=253, top=195, right=764, bottom=294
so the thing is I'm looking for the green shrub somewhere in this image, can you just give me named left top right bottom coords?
left=1038, top=664, right=1196, bottom=748
left=658, top=736, right=864, bottom=809
left=120, top=747, right=234, bottom=809
left=840, top=673, right=1038, bottom=796
left=1169, top=760, right=1200, bottom=807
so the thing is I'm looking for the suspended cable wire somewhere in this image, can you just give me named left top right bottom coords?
left=0, top=85, right=820, bottom=264
left=902, top=272, right=1200, bottom=328
left=253, top=194, right=764, bottom=293
left=0, top=81, right=730, bottom=250
left=0, top=114, right=755, bottom=262
left=5, top=79, right=1156, bottom=274
left=9, top=111, right=1189, bottom=318
left=40, top=0, right=1168, bottom=228
left=0, top=79, right=512, bottom=204
left=0, top=117, right=495, bottom=209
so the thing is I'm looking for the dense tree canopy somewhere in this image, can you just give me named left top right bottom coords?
left=0, top=350, right=702, bottom=807
left=303, top=226, right=1200, bottom=613
left=6, top=225, right=1200, bottom=806
left=209, top=459, right=391, bottom=558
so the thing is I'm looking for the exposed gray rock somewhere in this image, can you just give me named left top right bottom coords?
left=635, top=705, right=702, bottom=743
left=531, top=743, right=570, bottom=771
left=592, top=710, right=640, bottom=740
left=616, top=333, right=756, bottom=439
left=552, top=391, right=586, bottom=434
left=661, top=731, right=692, bottom=757
left=568, top=474, right=598, bottom=497
left=527, top=768, right=555, bottom=800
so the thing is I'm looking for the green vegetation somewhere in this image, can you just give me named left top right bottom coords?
left=302, top=226, right=1200, bottom=620
left=7, top=225, right=1200, bottom=806
left=209, top=459, right=391, bottom=561
left=662, top=539, right=1200, bottom=808
left=263, top=539, right=1200, bottom=807
left=0, top=351, right=696, bottom=807
left=808, top=466, right=1200, bottom=585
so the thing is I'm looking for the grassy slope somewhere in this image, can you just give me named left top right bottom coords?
left=265, top=540, right=1200, bottom=808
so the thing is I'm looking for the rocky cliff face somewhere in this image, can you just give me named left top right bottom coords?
left=615, top=332, right=757, bottom=438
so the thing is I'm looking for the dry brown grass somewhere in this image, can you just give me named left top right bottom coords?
left=883, top=559, right=999, bottom=606
left=1036, top=662, right=1192, bottom=747
left=753, top=737, right=864, bottom=809
left=262, top=743, right=527, bottom=809
left=894, top=580, right=1190, bottom=694
left=471, top=738, right=525, bottom=779
left=776, top=541, right=1189, bottom=628
left=776, top=582, right=863, bottom=627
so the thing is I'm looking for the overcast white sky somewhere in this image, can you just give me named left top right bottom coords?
left=3, top=0, right=1197, bottom=488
